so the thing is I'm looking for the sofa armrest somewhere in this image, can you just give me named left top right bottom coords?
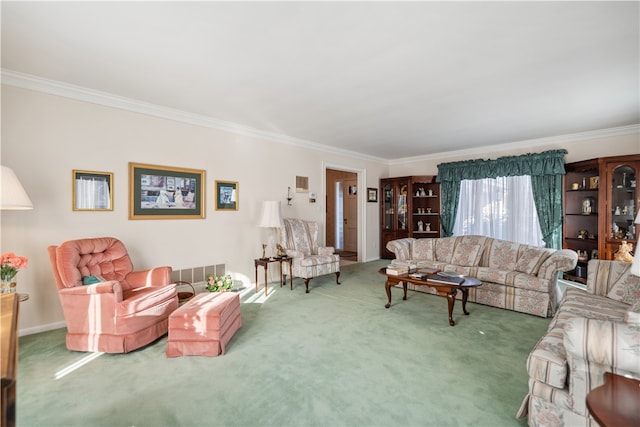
left=59, top=280, right=123, bottom=301
left=318, top=246, right=335, bottom=256
left=386, top=238, right=415, bottom=260
left=125, top=266, right=172, bottom=287
left=564, top=317, right=640, bottom=415
left=537, top=249, right=578, bottom=281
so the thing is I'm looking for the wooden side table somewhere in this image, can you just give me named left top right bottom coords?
left=586, top=372, right=640, bottom=427
left=254, top=257, right=293, bottom=296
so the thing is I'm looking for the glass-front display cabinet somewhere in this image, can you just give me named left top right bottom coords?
left=380, top=177, right=410, bottom=258
left=605, top=160, right=640, bottom=260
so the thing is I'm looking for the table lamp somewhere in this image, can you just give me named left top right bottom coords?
left=258, top=200, right=282, bottom=260
left=1, top=166, right=33, bottom=210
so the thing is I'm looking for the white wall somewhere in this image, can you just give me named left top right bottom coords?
left=1, top=85, right=388, bottom=333
left=2, top=83, right=638, bottom=334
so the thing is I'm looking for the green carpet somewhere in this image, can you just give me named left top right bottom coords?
left=17, top=260, right=548, bottom=426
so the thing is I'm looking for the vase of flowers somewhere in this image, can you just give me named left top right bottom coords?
left=205, top=274, right=234, bottom=292
left=1, top=252, right=28, bottom=293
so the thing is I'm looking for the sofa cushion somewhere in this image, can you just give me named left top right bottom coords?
left=486, top=239, right=519, bottom=271
left=412, top=238, right=435, bottom=261
left=450, top=235, right=486, bottom=267
left=606, top=270, right=640, bottom=305
left=587, top=259, right=631, bottom=296
left=434, top=237, right=457, bottom=263
left=549, top=287, right=628, bottom=330
left=515, top=246, right=552, bottom=275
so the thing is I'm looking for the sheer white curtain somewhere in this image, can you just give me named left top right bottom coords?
left=452, top=175, right=544, bottom=246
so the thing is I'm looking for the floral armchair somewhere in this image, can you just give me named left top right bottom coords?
left=48, top=237, right=178, bottom=353
left=280, top=218, right=341, bottom=293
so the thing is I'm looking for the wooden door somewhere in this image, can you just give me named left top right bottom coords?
left=343, top=179, right=358, bottom=252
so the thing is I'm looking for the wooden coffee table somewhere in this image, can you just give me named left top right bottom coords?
left=379, top=267, right=482, bottom=326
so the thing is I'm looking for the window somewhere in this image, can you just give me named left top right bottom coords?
left=452, top=175, right=544, bottom=246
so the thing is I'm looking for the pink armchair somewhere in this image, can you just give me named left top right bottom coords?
left=48, top=237, right=178, bottom=353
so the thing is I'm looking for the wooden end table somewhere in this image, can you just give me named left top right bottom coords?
left=379, top=267, right=482, bottom=326
left=254, top=257, right=293, bottom=296
left=586, top=372, right=640, bottom=427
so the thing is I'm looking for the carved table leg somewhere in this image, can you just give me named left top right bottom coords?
left=447, top=288, right=458, bottom=326
left=461, top=288, right=470, bottom=315
left=402, top=281, right=408, bottom=300
left=385, top=279, right=394, bottom=308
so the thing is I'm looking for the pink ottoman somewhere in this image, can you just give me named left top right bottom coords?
left=166, top=292, right=242, bottom=357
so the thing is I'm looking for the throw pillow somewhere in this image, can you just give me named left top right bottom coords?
left=82, top=275, right=105, bottom=285
left=606, top=271, right=640, bottom=305
left=515, top=247, right=551, bottom=275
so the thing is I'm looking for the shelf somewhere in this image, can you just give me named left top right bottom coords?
left=565, top=237, right=598, bottom=243
left=566, top=213, right=598, bottom=217
left=412, top=195, right=438, bottom=198
left=563, top=273, right=587, bottom=285
left=413, top=213, right=438, bottom=216
left=413, top=231, right=438, bottom=234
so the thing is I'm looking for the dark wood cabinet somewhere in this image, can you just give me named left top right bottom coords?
left=380, top=177, right=410, bottom=259
left=563, top=154, right=639, bottom=283
left=380, top=176, right=440, bottom=259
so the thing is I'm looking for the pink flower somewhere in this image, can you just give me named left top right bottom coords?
left=1, top=252, right=28, bottom=281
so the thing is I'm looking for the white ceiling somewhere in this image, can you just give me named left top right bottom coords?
left=2, top=1, right=639, bottom=160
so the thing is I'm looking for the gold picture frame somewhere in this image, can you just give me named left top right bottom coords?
left=129, top=162, right=205, bottom=219
left=72, top=170, right=113, bottom=211
left=589, top=176, right=599, bottom=189
left=215, top=180, right=239, bottom=211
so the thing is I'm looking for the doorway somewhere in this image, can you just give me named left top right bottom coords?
left=326, top=168, right=358, bottom=262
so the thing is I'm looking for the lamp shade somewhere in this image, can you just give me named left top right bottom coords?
left=1, top=166, right=33, bottom=210
left=258, top=201, right=282, bottom=228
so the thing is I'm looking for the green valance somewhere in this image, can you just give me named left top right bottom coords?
left=436, top=149, right=568, bottom=182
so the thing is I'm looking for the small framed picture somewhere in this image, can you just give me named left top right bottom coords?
left=215, top=180, right=238, bottom=211
left=367, top=187, right=378, bottom=203
left=73, top=170, right=114, bottom=211
left=589, top=176, right=599, bottom=189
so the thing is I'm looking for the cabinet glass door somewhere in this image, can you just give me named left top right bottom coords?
left=610, top=164, right=637, bottom=240
left=383, top=183, right=393, bottom=230
left=397, top=181, right=408, bottom=230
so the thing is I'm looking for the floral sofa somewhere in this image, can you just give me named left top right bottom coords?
left=517, top=259, right=640, bottom=426
left=386, top=235, right=577, bottom=317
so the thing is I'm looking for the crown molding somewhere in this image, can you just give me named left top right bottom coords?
left=389, top=124, right=640, bottom=165
left=1, top=69, right=387, bottom=164
left=3, top=69, right=637, bottom=167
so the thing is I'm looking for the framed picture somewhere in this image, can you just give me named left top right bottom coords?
left=590, top=176, right=599, bottom=189
left=215, top=180, right=238, bottom=211
left=129, top=162, right=205, bottom=220
left=72, top=170, right=114, bottom=211
left=367, top=187, right=378, bottom=203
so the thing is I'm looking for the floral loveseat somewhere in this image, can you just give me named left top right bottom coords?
left=517, top=259, right=640, bottom=426
left=386, top=235, right=577, bottom=317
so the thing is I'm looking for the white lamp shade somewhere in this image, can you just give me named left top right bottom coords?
left=1, top=166, right=33, bottom=210
left=258, top=201, right=282, bottom=228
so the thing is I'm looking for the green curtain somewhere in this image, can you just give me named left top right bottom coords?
left=436, top=149, right=567, bottom=248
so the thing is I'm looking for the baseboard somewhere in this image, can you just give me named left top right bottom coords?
left=20, top=320, right=66, bottom=337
